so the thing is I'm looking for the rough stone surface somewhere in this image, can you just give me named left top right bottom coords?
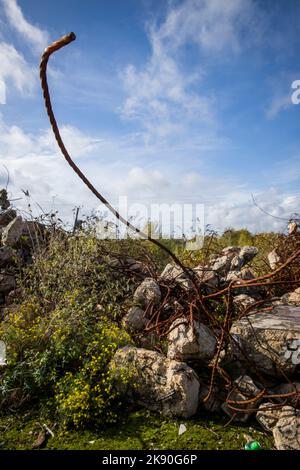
left=210, top=246, right=258, bottom=276
left=230, top=305, right=300, bottom=377
left=256, top=402, right=282, bottom=432
left=0, top=209, right=17, bottom=227
left=233, top=294, right=256, bottom=311
left=268, top=249, right=281, bottom=270
left=281, top=288, right=300, bottom=306
left=230, top=246, right=259, bottom=270
left=1, top=216, right=26, bottom=246
left=133, top=278, right=161, bottom=308
left=160, top=263, right=193, bottom=290
left=167, top=317, right=216, bottom=362
left=0, top=273, right=16, bottom=294
left=222, top=375, right=261, bottom=422
left=225, top=268, right=256, bottom=295
left=226, top=268, right=254, bottom=283
left=122, top=306, right=147, bottom=332
left=273, top=406, right=300, bottom=450
left=0, top=246, right=16, bottom=267
left=211, top=255, right=233, bottom=276
left=194, top=267, right=219, bottom=293
left=111, top=346, right=200, bottom=418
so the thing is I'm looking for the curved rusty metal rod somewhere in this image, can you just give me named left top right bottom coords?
left=39, top=32, right=197, bottom=278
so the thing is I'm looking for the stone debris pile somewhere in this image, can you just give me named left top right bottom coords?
left=110, top=242, right=300, bottom=450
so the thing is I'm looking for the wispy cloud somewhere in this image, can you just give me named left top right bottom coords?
left=2, top=0, right=48, bottom=53
left=155, top=0, right=260, bottom=54
left=0, top=41, right=35, bottom=95
left=265, top=93, right=292, bottom=119
left=120, top=0, right=261, bottom=143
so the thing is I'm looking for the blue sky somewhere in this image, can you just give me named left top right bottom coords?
left=0, top=0, right=300, bottom=233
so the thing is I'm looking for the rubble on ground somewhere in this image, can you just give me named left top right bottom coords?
left=111, top=237, right=300, bottom=449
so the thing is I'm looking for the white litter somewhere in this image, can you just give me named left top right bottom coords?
left=178, top=424, right=187, bottom=436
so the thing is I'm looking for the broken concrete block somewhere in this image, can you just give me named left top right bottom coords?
left=167, top=317, right=216, bottom=363
left=230, top=305, right=300, bottom=377
left=111, top=346, right=200, bottom=418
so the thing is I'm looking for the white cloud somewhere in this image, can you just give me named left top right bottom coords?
left=265, top=94, right=292, bottom=119
left=0, top=118, right=104, bottom=160
left=1, top=113, right=297, bottom=234
left=156, top=0, right=259, bottom=54
left=0, top=41, right=35, bottom=95
left=121, top=0, right=260, bottom=143
left=2, top=0, right=48, bottom=53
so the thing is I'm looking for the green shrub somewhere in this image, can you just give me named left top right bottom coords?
left=0, top=233, right=137, bottom=428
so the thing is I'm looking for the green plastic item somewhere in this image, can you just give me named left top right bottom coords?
left=244, top=440, right=261, bottom=450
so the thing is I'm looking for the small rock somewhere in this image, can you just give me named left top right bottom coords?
left=225, top=268, right=256, bottom=295
left=230, top=246, right=258, bottom=270
left=268, top=249, right=281, bottom=270
left=122, top=306, right=147, bottom=332
left=194, top=267, right=219, bottom=293
left=210, top=246, right=258, bottom=276
left=211, top=255, right=233, bottom=276
left=133, top=278, right=161, bottom=308
left=281, top=288, right=300, bottom=306
left=160, top=263, right=193, bottom=290
left=256, top=402, right=282, bottom=432
left=167, top=318, right=216, bottom=363
left=233, top=294, right=256, bottom=311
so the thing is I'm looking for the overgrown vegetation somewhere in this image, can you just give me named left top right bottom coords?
left=0, top=232, right=143, bottom=428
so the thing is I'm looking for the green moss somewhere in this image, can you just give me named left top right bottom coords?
left=0, top=408, right=274, bottom=450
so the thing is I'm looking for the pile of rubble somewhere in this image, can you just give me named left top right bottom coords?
left=112, top=244, right=300, bottom=450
